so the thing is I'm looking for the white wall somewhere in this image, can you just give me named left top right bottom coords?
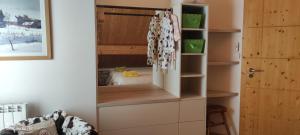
left=0, top=0, right=97, bottom=126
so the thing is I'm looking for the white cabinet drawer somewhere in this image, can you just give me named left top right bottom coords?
left=102, top=123, right=178, bottom=135
left=179, top=99, right=206, bottom=122
left=179, top=121, right=205, bottom=135
left=99, top=102, right=179, bottom=130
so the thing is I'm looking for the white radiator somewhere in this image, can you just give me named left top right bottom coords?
left=0, top=104, right=27, bottom=130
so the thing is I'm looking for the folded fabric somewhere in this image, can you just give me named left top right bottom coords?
left=17, top=120, right=58, bottom=135
left=0, top=129, right=17, bottom=135
left=0, top=110, right=97, bottom=135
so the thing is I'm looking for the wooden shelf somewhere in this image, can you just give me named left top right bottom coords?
left=181, top=73, right=205, bottom=78
left=182, top=28, right=207, bottom=31
left=182, top=3, right=209, bottom=7
left=182, top=28, right=241, bottom=33
left=97, top=84, right=179, bottom=107
left=207, top=90, right=239, bottom=98
left=181, top=92, right=205, bottom=101
left=97, top=45, right=147, bottom=55
left=182, top=53, right=206, bottom=56
left=209, top=28, right=241, bottom=33
left=208, top=61, right=240, bottom=66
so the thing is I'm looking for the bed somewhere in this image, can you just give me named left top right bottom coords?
left=99, top=67, right=152, bottom=86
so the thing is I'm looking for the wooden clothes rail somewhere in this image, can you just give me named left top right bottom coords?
left=98, top=5, right=173, bottom=17
left=96, top=5, right=173, bottom=12
left=104, top=12, right=154, bottom=17
left=98, top=45, right=147, bottom=55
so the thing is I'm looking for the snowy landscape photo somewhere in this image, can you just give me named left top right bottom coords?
left=0, top=0, right=51, bottom=59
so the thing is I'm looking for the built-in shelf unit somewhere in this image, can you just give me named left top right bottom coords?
left=206, top=0, right=243, bottom=134
left=180, top=3, right=208, bottom=99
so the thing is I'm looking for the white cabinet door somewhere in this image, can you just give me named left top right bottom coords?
left=179, top=121, right=206, bottom=135
left=179, top=99, right=206, bottom=122
left=102, top=123, right=178, bottom=135
left=99, top=102, right=179, bottom=130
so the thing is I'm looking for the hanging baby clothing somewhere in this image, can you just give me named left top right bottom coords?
left=171, top=14, right=181, bottom=42
left=158, top=11, right=175, bottom=70
left=147, top=16, right=160, bottom=65
left=147, top=10, right=180, bottom=70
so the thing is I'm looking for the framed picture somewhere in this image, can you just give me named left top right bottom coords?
left=0, top=0, right=52, bottom=60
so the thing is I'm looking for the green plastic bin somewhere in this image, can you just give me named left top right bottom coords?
left=182, top=14, right=203, bottom=28
left=183, top=39, right=205, bottom=53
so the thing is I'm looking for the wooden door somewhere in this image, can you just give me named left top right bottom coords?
left=241, top=0, right=300, bottom=135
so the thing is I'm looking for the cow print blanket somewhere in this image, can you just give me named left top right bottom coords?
left=0, top=110, right=98, bottom=135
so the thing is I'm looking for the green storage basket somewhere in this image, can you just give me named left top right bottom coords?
left=183, top=39, right=205, bottom=53
left=182, top=14, right=203, bottom=28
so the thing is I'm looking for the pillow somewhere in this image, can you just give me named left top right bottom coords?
left=17, top=120, right=58, bottom=135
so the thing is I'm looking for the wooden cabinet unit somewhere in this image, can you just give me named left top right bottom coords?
left=95, top=0, right=225, bottom=135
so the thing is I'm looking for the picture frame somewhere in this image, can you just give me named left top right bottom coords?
left=0, top=0, right=52, bottom=60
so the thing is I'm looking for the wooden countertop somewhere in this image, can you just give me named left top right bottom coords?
left=207, top=90, right=239, bottom=98
left=97, top=84, right=180, bottom=107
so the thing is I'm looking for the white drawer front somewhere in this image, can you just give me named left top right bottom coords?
left=99, top=102, right=179, bottom=130
left=179, top=99, right=206, bottom=122
left=179, top=121, right=205, bottom=135
left=102, top=123, right=178, bottom=135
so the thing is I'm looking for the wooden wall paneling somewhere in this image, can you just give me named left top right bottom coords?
left=259, top=59, right=289, bottom=90
left=263, top=0, right=300, bottom=26
left=242, top=28, right=263, bottom=58
left=239, top=113, right=258, bottom=135
left=244, top=0, right=264, bottom=27
left=241, top=59, right=300, bottom=135
left=98, top=55, right=149, bottom=68
left=240, top=87, right=260, bottom=117
left=97, top=8, right=105, bottom=46
left=242, top=0, right=300, bottom=134
left=285, top=91, right=300, bottom=135
left=98, top=45, right=147, bottom=55
left=97, top=7, right=153, bottom=45
left=262, top=27, right=300, bottom=58
left=286, top=60, right=300, bottom=91
left=257, top=89, right=286, bottom=121
left=96, top=7, right=154, bottom=68
left=257, top=89, right=290, bottom=135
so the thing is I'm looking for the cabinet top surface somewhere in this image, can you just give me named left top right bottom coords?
left=98, top=84, right=180, bottom=107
